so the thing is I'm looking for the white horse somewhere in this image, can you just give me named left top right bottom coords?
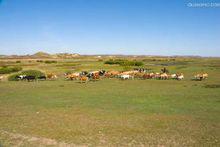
left=0, top=75, right=3, bottom=81
left=177, top=74, right=184, bottom=80
left=171, top=74, right=177, bottom=79
left=120, top=74, right=133, bottom=80
left=17, top=75, right=27, bottom=80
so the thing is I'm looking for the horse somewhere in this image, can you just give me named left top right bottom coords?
left=176, top=73, right=184, bottom=80
left=86, top=73, right=93, bottom=79
left=160, top=73, right=169, bottom=80
left=79, top=76, right=89, bottom=83
left=66, top=73, right=79, bottom=80
left=24, top=75, right=36, bottom=82
left=88, top=70, right=105, bottom=76
left=47, top=73, right=57, bottom=80
left=120, top=74, right=134, bottom=80
left=104, top=72, right=112, bottom=78
left=92, top=73, right=100, bottom=81
left=121, top=70, right=138, bottom=76
left=106, top=71, right=121, bottom=78
left=16, top=75, right=27, bottom=81
left=0, top=75, right=3, bottom=81
left=154, top=73, right=161, bottom=79
left=194, top=74, right=203, bottom=81
left=202, top=73, right=208, bottom=79
left=37, top=75, right=47, bottom=80
left=99, top=70, right=106, bottom=76
left=134, top=72, right=145, bottom=79
left=194, top=73, right=208, bottom=81
left=170, top=74, right=177, bottom=79
left=149, top=73, right=155, bottom=78
left=80, top=71, right=88, bottom=76
left=142, top=73, right=151, bottom=79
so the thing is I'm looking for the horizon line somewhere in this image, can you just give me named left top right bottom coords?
left=1, top=52, right=220, bottom=58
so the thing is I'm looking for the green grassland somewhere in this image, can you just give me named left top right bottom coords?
left=0, top=56, right=220, bottom=146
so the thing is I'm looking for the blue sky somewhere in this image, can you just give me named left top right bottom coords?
left=0, top=0, right=220, bottom=56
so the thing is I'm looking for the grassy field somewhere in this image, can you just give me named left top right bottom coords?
left=0, top=56, right=220, bottom=146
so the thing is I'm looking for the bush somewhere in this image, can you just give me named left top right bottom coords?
left=104, top=59, right=144, bottom=66
left=0, top=66, right=22, bottom=74
left=104, top=59, right=126, bottom=65
left=8, top=70, right=45, bottom=81
left=44, top=60, right=57, bottom=64
left=36, top=60, right=44, bottom=63
left=104, top=59, right=115, bottom=65
left=16, top=61, right=21, bottom=63
left=8, top=74, right=20, bottom=81
left=21, top=70, right=45, bottom=77
left=121, top=61, right=144, bottom=66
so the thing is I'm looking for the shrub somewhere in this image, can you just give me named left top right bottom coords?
left=104, top=59, right=123, bottom=65
left=8, top=74, right=19, bottom=81
left=21, top=70, right=45, bottom=77
left=16, top=61, right=21, bottom=63
left=104, top=59, right=116, bottom=65
left=44, top=60, right=57, bottom=64
left=0, top=66, right=22, bottom=74
left=36, top=60, right=44, bottom=63
left=123, top=61, right=143, bottom=66
left=8, top=70, right=45, bottom=81
left=104, top=59, right=144, bottom=66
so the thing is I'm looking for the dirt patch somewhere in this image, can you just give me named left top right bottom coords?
left=0, top=130, right=88, bottom=147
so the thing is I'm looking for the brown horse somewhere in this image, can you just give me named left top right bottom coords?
left=104, top=73, right=111, bottom=78
left=143, top=73, right=151, bottom=79
left=65, top=73, right=80, bottom=80
left=107, top=71, right=121, bottom=77
left=79, top=76, right=89, bottom=83
left=134, top=72, right=144, bottom=79
left=47, top=73, right=57, bottom=80
left=92, top=73, right=100, bottom=81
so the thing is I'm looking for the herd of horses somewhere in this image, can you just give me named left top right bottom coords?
left=0, top=68, right=208, bottom=83
left=64, top=69, right=208, bottom=82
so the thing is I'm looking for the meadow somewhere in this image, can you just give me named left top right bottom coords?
left=0, top=56, right=220, bottom=146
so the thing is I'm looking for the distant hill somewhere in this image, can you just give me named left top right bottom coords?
left=32, top=52, right=81, bottom=58
left=31, top=52, right=80, bottom=58
left=0, top=51, right=81, bottom=59
left=32, top=52, right=51, bottom=58
left=0, top=55, right=6, bottom=58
